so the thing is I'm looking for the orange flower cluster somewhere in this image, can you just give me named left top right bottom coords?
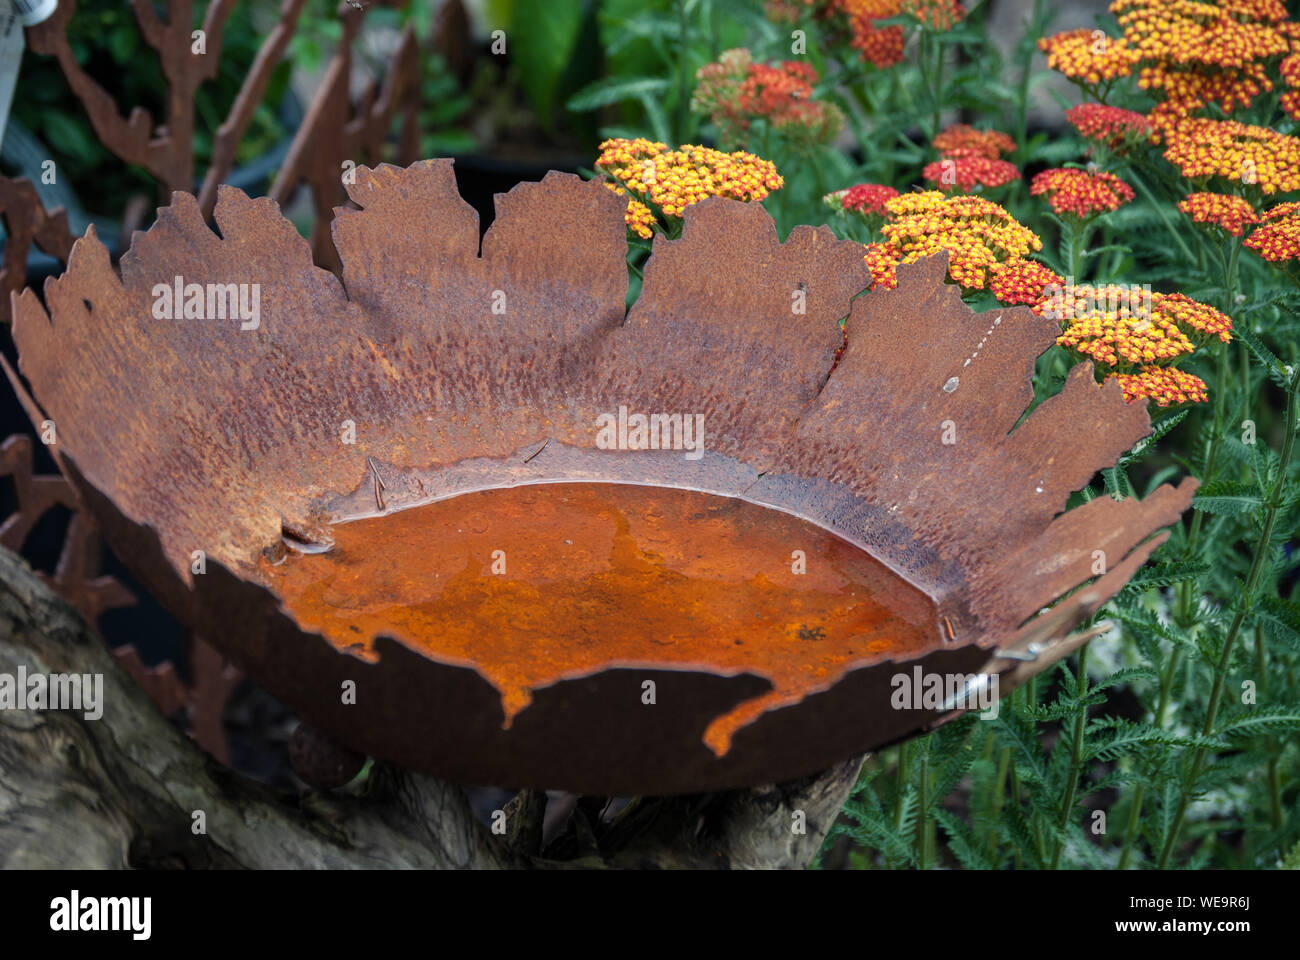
left=1049, top=286, right=1230, bottom=366
left=932, top=124, right=1017, bottom=158
left=921, top=125, right=1020, bottom=193
left=596, top=139, right=783, bottom=234
left=1112, top=0, right=1289, bottom=70
left=1111, top=366, right=1210, bottom=406
left=988, top=259, right=1064, bottom=307
left=837, top=0, right=907, bottom=68
left=1178, top=192, right=1259, bottom=235
left=1066, top=104, right=1150, bottom=149
left=1030, top=168, right=1135, bottom=217
left=1283, top=53, right=1300, bottom=119
left=1155, top=291, right=1234, bottom=341
left=1045, top=2, right=1295, bottom=130
left=825, top=182, right=900, bottom=216
left=1037, top=284, right=1230, bottom=405
left=764, top=0, right=811, bottom=22
left=1037, top=30, right=1141, bottom=84
left=876, top=191, right=1042, bottom=289
left=864, top=242, right=901, bottom=289
left=1052, top=289, right=1191, bottom=366
left=923, top=149, right=1021, bottom=192
left=604, top=183, right=658, bottom=240
left=1111, top=0, right=1290, bottom=121
left=1160, top=117, right=1300, bottom=194
left=1244, top=201, right=1300, bottom=261
left=826, top=0, right=965, bottom=67
left=692, top=49, right=843, bottom=145
left=901, top=0, right=965, bottom=30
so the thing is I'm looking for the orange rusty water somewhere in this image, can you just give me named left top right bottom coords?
left=259, top=482, right=940, bottom=755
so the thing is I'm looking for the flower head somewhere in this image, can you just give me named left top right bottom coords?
left=1030, top=168, right=1135, bottom=217
left=879, top=191, right=1042, bottom=289
left=1045, top=285, right=1230, bottom=367
left=1161, top=117, right=1300, bottom=194
left=826, top=182, right=900, bottom=216
left=1112, top=0, right=1289, bottom=70
left=932, top=123, right=1017, bottom=158
left=1109, top=366, right=1209, bottom=406
left=1067, top=103, right=1151, bottom=149
left=923, top=149, right=1021, bottom=192
left=864, top=241, right=901, bottom=289
left=1244, top=202, right=1300, bottom=261
left=1178, top=192, right=1259, bottom=236
left=605, top=183, right=657, bottom=239
left=836, top=0, right=907, bottom=67
left=693, top=50, right=843, bottom=145
left=901, top=0, right=965, bottom=30
left=988, top=259, right=1064, bottom=307
left=1282, top=52, right=1300, bottom=119
left=596, top=139, right=783, bottom=226
left=1038, top=29, right=1141, bottom=84
left=1053, top=288, right=1196, bottom=366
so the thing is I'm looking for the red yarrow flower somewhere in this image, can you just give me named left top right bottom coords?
left=1066, top=104, right=1150, bottom=149
left=1245, top=202, right=1300, bottom=262
left=988, top=259, right=1064, bottom=307
left=932, top=123, right=1016, bottom=159
left=1109, top=367, right=1209, bottom=406
left=923, top=149, right=1021, bottom=192
left=1178, top=192, right=1259, bottom=237
left=827, top=182, right=900, bottom=216
left=1031, top=168, right=1135, bottom=217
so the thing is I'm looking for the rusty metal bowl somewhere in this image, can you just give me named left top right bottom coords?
left=6, top=161, right=1194, bottom=794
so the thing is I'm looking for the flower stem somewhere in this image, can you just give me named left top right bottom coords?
left=1050, top=645, right=1089, bottom=869
left=1158, top=361, right=1300, bottom=868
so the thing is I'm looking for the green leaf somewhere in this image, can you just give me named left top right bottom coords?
left=1091, top=666, right=1159, bottom=693
left=1120, top=560, right=1209, bottom=594
left=1282, top=839, right=1300, bottom=870
left=1256, top=597, right=1300, bottom=650
left=512, top=0, right=586, bottom=128
left=567, top=75, right=671, bottom=111
left=935, top=809, right=993, bottom=869
left=1084, top=718, right=1222, bottom=761
left=1125, top=410, right=1189, bottom=464
left=1215, top=706, right=1300, bottom=738
left=636, top=92, right=671, bottom=144
left=1193, top=480, right=1264, bottom=517
left=1236, top=326, right=1292, bottom=391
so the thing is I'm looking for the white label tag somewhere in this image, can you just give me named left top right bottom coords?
left=0, top=0, right=24, bottom=154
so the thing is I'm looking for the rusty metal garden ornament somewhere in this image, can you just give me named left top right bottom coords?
left=6, top=160, right=1195, bottom=794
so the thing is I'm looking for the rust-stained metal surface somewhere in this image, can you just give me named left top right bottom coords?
left=6, top=161, right=1197, bottom=793
left=262, top=482, right=941, bottom=757
left=0, top=177, right=75, bottom=325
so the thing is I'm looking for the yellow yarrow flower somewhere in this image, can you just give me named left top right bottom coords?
left=596, top=138, right=784, bottom=232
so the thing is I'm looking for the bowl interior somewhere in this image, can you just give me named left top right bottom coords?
left=258, top=480, right=943, bottom=755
